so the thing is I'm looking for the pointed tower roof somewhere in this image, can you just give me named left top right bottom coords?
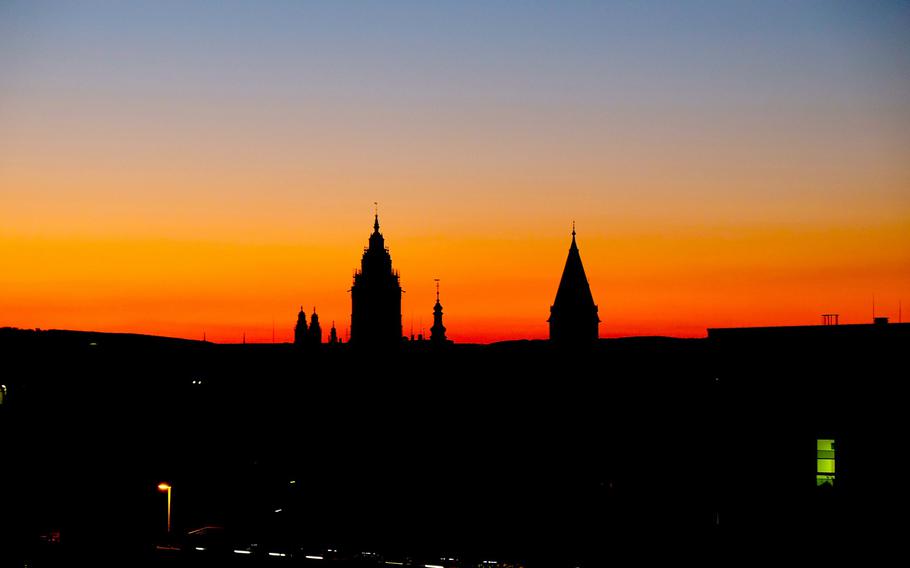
left=368, top=211, right=386, bottom=251
left=551, top=224, right=597, bottom=314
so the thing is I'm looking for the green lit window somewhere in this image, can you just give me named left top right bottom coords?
left=817, top=439, right=835, bottom=486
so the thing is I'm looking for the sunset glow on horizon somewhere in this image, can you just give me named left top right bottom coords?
left=2, top=1, right=909, bottom=343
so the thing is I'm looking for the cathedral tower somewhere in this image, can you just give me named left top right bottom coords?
left=350, top=212, right=403, bottom=346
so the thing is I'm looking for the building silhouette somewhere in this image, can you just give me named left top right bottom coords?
left=294, top=307, right=308, bottom=346
left=350, top=213, right=403, bottom=346
left=430, top=279, right=449, bottom=344
left=294, top=306, right=324, bottom=345
left=309, top=309, right=322, bottom=345
left=548, top=224, right=600, bottom=344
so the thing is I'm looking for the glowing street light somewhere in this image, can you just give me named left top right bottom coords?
left=158, top=483, right=172, bottom=533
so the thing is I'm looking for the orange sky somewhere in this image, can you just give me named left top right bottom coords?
left=1, top=2, right=909, bottom=342
left=1, top=218, right=907, bottom=343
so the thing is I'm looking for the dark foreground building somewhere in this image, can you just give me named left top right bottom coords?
left=0, top=320, right=906, bottom=566
left=705, top=320, right=907, bottom=540
left=349, top=214, right=403, bottom=347
left=548, top=226, right=599, bottom=344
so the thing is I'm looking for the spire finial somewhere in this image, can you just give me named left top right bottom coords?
left=572, top=220, right=576, bottom=238
left=373, top=201, right=380, bottom=232
left=434, top=278, right=440, bottom=302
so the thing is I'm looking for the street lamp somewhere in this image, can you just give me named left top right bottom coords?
left=158, top=483, right=172, bottom=533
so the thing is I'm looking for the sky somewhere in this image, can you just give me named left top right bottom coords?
left=1, top=0, right=909, bottom=343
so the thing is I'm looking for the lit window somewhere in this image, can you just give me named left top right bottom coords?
left=817, top=439, right=835, bottom=486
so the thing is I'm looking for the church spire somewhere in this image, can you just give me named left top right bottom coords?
left=430, top=278, right=448, bottom=344
left=548, top=224, right=600, bottom=345
left=368, top=203, right=386, bottom=252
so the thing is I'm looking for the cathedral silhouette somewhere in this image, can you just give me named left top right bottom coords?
left=349, top=213, right=404, bottom=347
left=295, top=213, right=600, bottom=347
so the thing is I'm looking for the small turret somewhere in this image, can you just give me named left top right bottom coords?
left=309, top=309, right=322, bottom=345
left=294, top=306, right=308, bottom=346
